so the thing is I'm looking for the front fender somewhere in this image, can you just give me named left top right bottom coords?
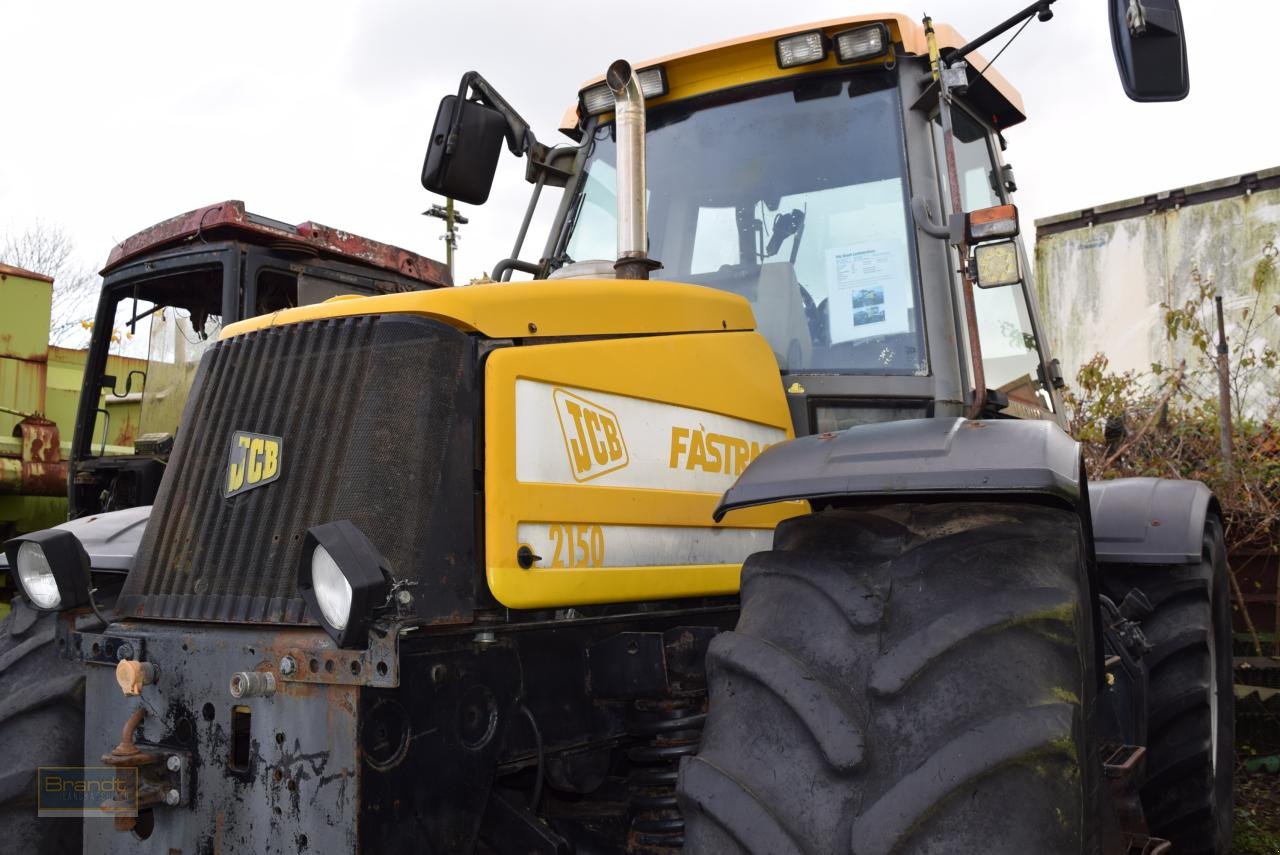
left=0, top=505, right=150, bottom=574
left=713, top=417, right=1082, bottom=520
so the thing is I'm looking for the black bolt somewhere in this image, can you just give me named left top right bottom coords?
left=516, top=545, right=541, bottom=569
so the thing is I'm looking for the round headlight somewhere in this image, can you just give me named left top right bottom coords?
left=16, top=541, right=62, bottom=610
left=311, top=545, right=353, bottom=631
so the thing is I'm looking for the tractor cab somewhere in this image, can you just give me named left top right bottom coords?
left=69, top=201, right=450, bottom=517
left=425, top=5, right=1187, bottom=433
left=548, top=19, right=1056, bottom=429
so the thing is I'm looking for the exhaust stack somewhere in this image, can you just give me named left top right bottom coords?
left=606, top=59, right=659, bottom=279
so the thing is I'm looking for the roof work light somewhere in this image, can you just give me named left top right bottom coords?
left=833, top=24, right=890, bottom=63
left=581, top=67, right=668, bottom=115
left=775, top=31, right=827, bottom=68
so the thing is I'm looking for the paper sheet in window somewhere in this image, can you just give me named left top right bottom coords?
left=826, top=243, right=911, bottom=344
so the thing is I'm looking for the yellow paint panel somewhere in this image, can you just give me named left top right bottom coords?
left=220, top=278, right=756, bottom=341
left=485, top=330, right=803, bottom=609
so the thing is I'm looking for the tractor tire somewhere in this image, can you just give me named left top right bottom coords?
left=1098, top=517, right=1233, bottom=854
left=0, top=596, right=87, bottom=854
left=678, top=502, right=1100, bottom=854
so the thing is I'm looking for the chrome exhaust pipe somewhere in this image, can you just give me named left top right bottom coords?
left=606, top=59, right=659, bottom=279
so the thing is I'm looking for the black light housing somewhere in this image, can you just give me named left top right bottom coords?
left=297, top=520, right=390, bottom=649
left=3, top=528, right=93, bottom=612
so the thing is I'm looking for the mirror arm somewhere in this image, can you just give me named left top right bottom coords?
left=910, top=196, right=967, bottom=244
left=947, top=0, right=1057, bottom=65
left=451, top=71, right=539, bottom=158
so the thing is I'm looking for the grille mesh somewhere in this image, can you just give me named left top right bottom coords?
left=119, top=315, right=473, bottom=624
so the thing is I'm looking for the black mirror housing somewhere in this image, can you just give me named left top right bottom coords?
left=1109, top=0, right=1189, bottom=102
left=421, top=95, right=507, bottom=205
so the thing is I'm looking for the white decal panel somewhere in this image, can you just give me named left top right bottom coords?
left=516, top=523, right=773, bottom=569
left=515, top=379, right=787, bottom=493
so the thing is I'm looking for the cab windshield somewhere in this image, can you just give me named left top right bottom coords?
left=558, top=72, right=925, bottom=375
left=91, top=288, right=223, bottom=455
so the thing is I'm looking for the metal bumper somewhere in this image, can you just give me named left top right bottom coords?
left=77, top=622, right=395, bottom=854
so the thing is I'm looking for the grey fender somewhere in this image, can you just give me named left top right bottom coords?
left=1088, top=477, right=1217, bottom=565
left=0, top=505, right=150, bottom=573
left=714, top=417, right=1082, bottom=520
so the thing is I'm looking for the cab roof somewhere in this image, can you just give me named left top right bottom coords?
left=102, top=200, right=451, bottom=287
left=560, top=13, right=1025, bottom=136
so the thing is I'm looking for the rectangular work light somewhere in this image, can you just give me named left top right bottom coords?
left=298, top=520, right=391, bottom=649
left=834, top=24, right=889, bottom=63
left=3, top=529, right=93, bottom=612
left=775, top=31, right=827, bottom=68
left=974, top=240, right=1022, bottom=288
left=580, top=67, right=668, bottom=116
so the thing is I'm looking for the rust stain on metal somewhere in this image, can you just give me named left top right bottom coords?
left=104, top=200, right=452, bottom=287
left=111, top=412, right=139, bottom=449
left=17, top=461, right=68, bottom=495
left=16, top=415, right=60, bottom=462
left=0, top=417, right=67, bottom=495
left=0, top=262, right=55, bottom=283
left=101, top=706, right=160, bottom=832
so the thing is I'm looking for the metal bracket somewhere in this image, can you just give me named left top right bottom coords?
left=276, top=626, right=399, bottom=688
left=1101, top=743, right=1146, bottom=781
left=939, top=61, right=969, bottom=95
left=103, top=743, right=193, bottom=810
left=71, top=629, right=148, bottom=666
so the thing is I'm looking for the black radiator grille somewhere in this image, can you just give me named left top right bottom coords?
left=119, top=314, right=475, bottom=624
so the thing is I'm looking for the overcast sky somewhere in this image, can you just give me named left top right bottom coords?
left=3, top=0, right=1277, bottom=292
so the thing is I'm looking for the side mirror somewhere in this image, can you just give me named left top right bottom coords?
left=1109, top=0, right=1189, bottom=102
left=421, top=95, right=507, bottom=205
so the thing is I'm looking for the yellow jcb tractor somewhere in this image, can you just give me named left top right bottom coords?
left=2, top=2, right=1233, bottom=853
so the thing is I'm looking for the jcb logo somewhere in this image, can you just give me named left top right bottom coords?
left=553, top=388, right=628, bottom=482
left=225, top=431, right=282, bottom=498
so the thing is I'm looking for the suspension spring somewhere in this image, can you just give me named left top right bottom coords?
left=626, top=698, right=706, bottom=852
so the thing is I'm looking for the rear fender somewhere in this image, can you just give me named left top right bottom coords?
left=1088, top=476, right=1217, bottom=565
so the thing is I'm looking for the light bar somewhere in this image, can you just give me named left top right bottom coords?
left=580, top=67, right=668, bottom=116
left=775, top=31, right=827, bottom=68
left=834, top=24, right=889, bottom=63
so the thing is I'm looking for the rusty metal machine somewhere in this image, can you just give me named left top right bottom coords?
left=67, top=201, right=451, bottom=519
left=1, top=2, right=1234, bottom=853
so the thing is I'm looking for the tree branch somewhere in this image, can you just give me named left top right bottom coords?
left=1101, top=360, right=1186, bottom=471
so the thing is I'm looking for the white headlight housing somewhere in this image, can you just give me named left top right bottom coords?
left=16, top=541, right=61, bottom=610
left=311, top=545, right=354, bottom=631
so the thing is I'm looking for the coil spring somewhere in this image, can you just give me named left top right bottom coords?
left=626, top=699, right=706, bottom=852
